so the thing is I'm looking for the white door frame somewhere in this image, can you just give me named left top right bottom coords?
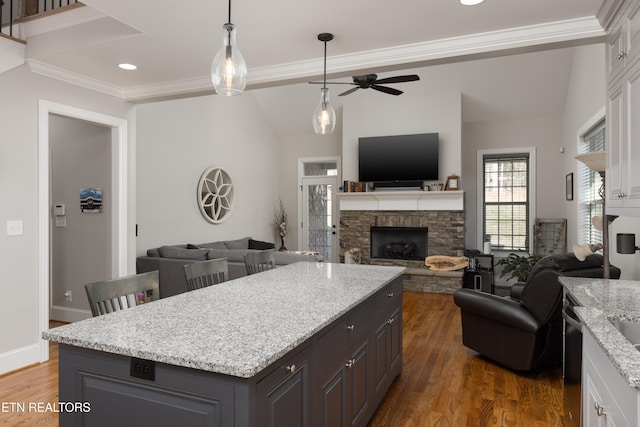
left=38, top=100, right=128, bottom=362
left=297, top=156, right=341, bottom=262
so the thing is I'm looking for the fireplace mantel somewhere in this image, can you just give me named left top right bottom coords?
left=338, top=190, right=463, bottom=211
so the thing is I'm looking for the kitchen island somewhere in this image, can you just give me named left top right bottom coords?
left=44, top=262, right=405, bottom=427
left=560, top=277, right=640, bottom=426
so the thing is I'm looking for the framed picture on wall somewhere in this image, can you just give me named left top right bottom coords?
left=565, top=173, right=573, bottom=201
left=80, top=187, right=103, bottom=213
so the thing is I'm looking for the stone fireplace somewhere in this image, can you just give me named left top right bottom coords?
left=339, top=191, right=465, bottom=293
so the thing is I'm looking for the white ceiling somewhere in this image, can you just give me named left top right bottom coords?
left=20, top=0, right=607, bottom=130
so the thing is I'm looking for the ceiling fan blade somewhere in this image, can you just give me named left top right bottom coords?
left=339, top=87, right=360, bottom=96
left=373, top=75, right=420, bottom=84
left=308, top=81, right=356, bottom=85
left=371, top=85, right=403, bottom=96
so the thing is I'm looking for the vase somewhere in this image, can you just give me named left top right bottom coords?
left=279, top=237, right=287, bottom=252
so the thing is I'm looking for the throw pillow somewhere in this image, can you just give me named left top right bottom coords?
left=224, top=236, right=251, bottom=250
left=249, top=239, right=275, bottom=250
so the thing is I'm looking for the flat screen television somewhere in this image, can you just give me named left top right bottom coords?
left=358, top=133, right=439, bottom=185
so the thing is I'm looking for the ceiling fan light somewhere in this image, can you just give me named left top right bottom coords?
left=313, top=88, right=336, bottom=135
left=211, top=23, right=247, bottom=96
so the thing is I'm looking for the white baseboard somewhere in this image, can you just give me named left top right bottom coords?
left=0, top=343, right=41, bottom=376
left=50, top=305, right=91, bottom=323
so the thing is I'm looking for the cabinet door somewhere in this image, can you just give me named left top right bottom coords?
left=607, top=81, right=625, bottom=207
left=584, top=373, right=607, bottom=427
left=374, top=307, right=401, bottom=395
left=624, top=62, right=640, bottom=207
left=319, top=367, right=346, bottom=427
left=346, top=341, right=370, bottom=427
left=256, top=347, right=310, bottom=427
left=608, top=25, right=627, bottom=81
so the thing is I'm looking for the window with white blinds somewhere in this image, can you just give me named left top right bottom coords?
left=578, top=121, right=605, bottom=245
left=483, top=154, right=530, bottom=251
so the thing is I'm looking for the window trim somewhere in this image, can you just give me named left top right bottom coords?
left=575, top=108, right=605, bottom=246
left=476, top=147, right=537, bottom=254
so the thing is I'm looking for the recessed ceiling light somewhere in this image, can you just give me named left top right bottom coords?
left=118, top=63, right=137, bottom=70
left=460, top=0, right=484, bottom=5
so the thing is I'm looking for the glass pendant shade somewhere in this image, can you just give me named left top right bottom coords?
left=211, top=23, right=247, bottom=96
left=313, top=87, right=336, bottom=134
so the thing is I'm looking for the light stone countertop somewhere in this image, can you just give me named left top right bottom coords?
left=43, top=262, right=406, bottom=378
left=560, top=277, right=640, bottom=388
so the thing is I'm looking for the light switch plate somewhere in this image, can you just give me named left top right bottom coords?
left=7, top=220, right=23, bottom=236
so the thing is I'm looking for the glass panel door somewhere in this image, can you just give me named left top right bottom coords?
left=302, top=176, right=338, bottom=262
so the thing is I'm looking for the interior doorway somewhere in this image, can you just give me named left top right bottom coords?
left=298, top=158, right=340, bottom=262
left=37, top=100, right=128, bottom=362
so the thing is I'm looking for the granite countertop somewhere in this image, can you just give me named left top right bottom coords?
left=560, top=277, right=640, bottom=388
left=43, top=262, right=405, bottom=378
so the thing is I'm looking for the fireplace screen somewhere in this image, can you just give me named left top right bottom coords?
left=370, top=227, right=428, bottom=261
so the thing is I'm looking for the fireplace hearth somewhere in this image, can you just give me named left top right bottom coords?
left=370, top=227, right=427, bottom=261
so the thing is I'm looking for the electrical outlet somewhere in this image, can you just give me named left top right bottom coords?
left=130, top=357, right=155, bottom=381
left=64, top=290, right=72, bottom=302
left=6, top=220, right=23, bottom=236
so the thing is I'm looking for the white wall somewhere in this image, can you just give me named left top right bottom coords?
left=463, top=114, right=565, bottom=249
left=135, top=92, right=280, bottom=254
left=50, top=115, right=111, bottom=321
left=0, top=65, right=133, bottom=374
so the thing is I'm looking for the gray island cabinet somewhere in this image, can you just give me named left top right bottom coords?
left=44, top=262, right=405, bottom=427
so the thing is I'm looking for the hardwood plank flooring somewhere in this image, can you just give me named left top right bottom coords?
left=0, top=294, right=580, bottom=426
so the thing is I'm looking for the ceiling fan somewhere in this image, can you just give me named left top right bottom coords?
left=309, top=73, right=420, bottom=96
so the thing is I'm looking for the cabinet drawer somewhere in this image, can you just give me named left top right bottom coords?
left=370, top=279, right=402, bottom=314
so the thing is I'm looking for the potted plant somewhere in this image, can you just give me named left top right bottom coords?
left=496, top=253, right=542, bottom=282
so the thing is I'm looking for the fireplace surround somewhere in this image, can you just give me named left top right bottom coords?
left=338, top=190, right=465, bottom=293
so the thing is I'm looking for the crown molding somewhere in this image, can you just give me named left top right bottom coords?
left=27, top=59, right=124, bottom=98
left=29, top=16, right=606, bottom=103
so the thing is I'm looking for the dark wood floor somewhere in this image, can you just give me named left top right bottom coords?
left=0, top=293, right=579, bottom=426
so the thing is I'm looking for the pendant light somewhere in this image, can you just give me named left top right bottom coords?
left=312, top=33, right=336, bottom=135
left=211, top=0, right=247, bottom=96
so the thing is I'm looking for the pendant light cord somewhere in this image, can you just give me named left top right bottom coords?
left=323, top=40, right=327, bottom=90
left=227, top=0, right=232, bottom=24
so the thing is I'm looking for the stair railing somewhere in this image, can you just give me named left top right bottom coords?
left=1, top=0, right=79, bottom=39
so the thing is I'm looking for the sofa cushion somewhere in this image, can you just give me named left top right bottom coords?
left=191, top=241, right=227, bottom=250
left=158, top=246, right=208, bottom=260
left=207, top=248, right=259, bottom=263
left=249, top=239, right=276, bottom=250
left=223, top=237, right=251, bottom=250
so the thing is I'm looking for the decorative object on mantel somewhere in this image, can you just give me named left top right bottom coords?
left=273, top=199, right=288, bottom=251
left=425, top=255, right=468, bottom=271
left=211, top=0, right=247, bottom=96
left=197, top=167, right=235, bottom=224
left=428, top=182, right=444, bottom=191
left=445, top=173, right=460, bottom=190
left=575, top=150, right=615, bottom=278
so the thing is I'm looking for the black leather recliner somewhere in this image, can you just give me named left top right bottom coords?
left=453, top=253, right=620, bottom=371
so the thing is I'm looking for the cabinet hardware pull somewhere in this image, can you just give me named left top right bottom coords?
left=285, top=364, right=296, bottom=373
left=347, top=324, right=355, bottom=331
left=618, top=51, right=627, bottom=60
left=345, top=359, right=355, bottom=368
left=387, top=318, right=394, bottom=324
left=594, top=402, right=606, bottom=417
left=387, top=292, right=394, bottom=297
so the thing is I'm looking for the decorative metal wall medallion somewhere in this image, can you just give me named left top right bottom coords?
left=197, top=167, right=235, bottom=223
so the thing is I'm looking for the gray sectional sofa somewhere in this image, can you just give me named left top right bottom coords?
left=136, top=236, right=324, bottom=298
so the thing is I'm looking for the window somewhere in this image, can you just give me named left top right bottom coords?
left=482, top=153, right=531, bottom=252
left=578, top=121, right=605, bottom=245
